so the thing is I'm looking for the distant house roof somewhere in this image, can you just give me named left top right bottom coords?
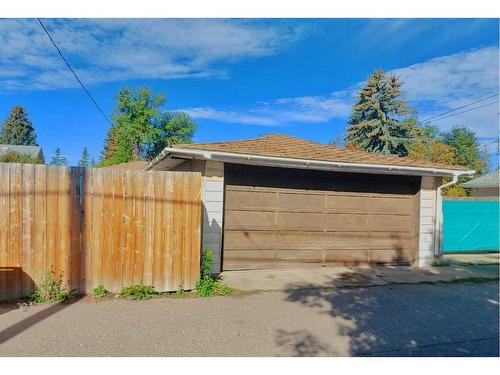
left=0, top=144, right=44, bottom=162
left=102, top=160, right=148, bottom=170
left=148, top=134, right=473, bottom=177
left=461, top=170, right=499, bottom=189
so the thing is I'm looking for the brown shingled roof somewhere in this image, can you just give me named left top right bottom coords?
left=175, top=134, right=468, bottom=171
left=103, top=160, right=148, bottom=170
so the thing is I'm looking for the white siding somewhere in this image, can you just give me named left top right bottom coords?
left=201, top=161, right=224, bottom=273
left=419, top=176, right=437, bottom=266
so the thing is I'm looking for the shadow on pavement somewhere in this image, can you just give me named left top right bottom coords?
left=0, top=295, right=83, bottom=345
left=278, top=281, right=499, bottom=357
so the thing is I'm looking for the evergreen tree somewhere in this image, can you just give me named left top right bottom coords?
left=0, top=105, right=37, bottom=145
left=50, top=147, right=68, bottom=166
left=78, top=146, right=91, bottom=167
left=101, top=87, right=196, bottom=166
left=345, top=70, right=416, bottom=156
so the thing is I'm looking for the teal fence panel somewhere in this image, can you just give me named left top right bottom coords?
left=443, top=200, right=499, bottom=253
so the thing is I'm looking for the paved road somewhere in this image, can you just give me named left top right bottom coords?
left=0, top=281, right=498, bottom=356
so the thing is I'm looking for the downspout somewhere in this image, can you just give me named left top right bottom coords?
left=433, top=174, right=459, bottom=259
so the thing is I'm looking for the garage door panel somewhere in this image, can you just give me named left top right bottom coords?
left=324, top=249, right=369, bottom=265
left=223, top=230, right=275, bottom=249
left=369, top=249, right=413, bottom=264
left=325, top=214, right=369, bottom=231
left=369, top=215, right=411, bottom=231
left=223, top=250, right=275, bottom=270
left=370, top=197, right=411, bottom=214
left=278, top=231, right=325, bottom=245
left=225, top=170, right=277, bottom=188
left=223, top=165, right=418, bottom=270
left=278, top=212, right=324, bottom=231
left=324, top=231, right=369, bottom=248
left=278, top=192, right=324, bottom=212
left=275, top=249, right=323, bottom=263
left=225, top=189, right=276, bottom=211
left=225, top=211, right=275, bottom=230
left=326, top=195, right=370, bottom=213
left=370, top=232, right=413, bottom=249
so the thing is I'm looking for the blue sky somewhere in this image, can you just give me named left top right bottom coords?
left=0, top=18, right=498, bottom=168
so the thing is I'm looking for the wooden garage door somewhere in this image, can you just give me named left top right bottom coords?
left=223, top=164, right=420, bottom=271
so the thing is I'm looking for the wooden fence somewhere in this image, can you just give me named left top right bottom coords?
left=0, top=163, right=201, bottom=300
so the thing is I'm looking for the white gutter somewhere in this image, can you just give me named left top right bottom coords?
left=147, top=147, right=475, bottom=178
left=433, top=175, right=460, bottom=260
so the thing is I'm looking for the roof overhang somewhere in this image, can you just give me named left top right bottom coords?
left=147, top=147, right=475, bottom=178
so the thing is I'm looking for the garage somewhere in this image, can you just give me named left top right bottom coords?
left=223, top=164, right=420, bottom=270
left=148, top=133, right=473, bottom=272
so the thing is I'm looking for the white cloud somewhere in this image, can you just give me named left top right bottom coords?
left=185, top=47, right=499, bottom=145
left=393, top=47, right=499, bottom=138
left=181, top=90, right=354, bottom=126
left=182, top=107, right=281, bottom=127
left=0, top=19, right=305, bottom=91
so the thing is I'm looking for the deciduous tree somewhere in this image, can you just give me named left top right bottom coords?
left=101, top=87, right=196, bottom=166
left=442, top=126, right=486, bottom=175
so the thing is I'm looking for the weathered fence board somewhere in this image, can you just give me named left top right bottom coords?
left=0, top=163, right=201, bottom=300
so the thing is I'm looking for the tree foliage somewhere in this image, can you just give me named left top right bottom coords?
left=442, top=126, right=487, bottom=175
left=0, top=105, right=37, bottom=145
left=0, top=151, right=41, bottom=164
left=345, top=70, right=416, bottom=156
left=78, top=146, right=91, bottom=167
left=408, top=125, right=456, bottom=165
left=101, top=87, right=196, bottom=166
left=408, top=125, right=489, bottom=197
left=50, top=147, right=68, bottom=166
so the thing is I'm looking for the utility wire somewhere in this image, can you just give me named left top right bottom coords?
left=423, top=100, right=499, bottom=123
left=419, top=93, right=499, bottom=124
left=37, top=18, right=112, bottom=126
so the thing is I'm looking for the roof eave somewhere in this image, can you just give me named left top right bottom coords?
left=146, top=147, right=475, bottom=178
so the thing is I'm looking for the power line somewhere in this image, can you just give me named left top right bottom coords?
left=37, top=18, right=112, bottom=126
left=424, top=100, right=499, bottom=123
left=419, top=93, right=499, bottom=124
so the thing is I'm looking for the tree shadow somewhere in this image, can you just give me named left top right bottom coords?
left=279, top=281, right=499, bottom=357
left=275, top=329, right=331, bottom=356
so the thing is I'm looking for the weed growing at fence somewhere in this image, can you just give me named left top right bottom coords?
left=27, top=268, right=73, bottom=303
left=213, top=280, right=234, bottom=296
left=432, top=259, right=451, bottom=267
left=196, top=250, right=234, bottom=297
left=121, top=284, right=158, bottom=300
left=92, top=284, right=108, bottom=298
left=172, top=284, right=189, bottom=297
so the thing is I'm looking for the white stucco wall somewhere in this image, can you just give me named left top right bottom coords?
left=419, top=176, right=438, bottom=266
left=201, top=161, right=224, bottom=273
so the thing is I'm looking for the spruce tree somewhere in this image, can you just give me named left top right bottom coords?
left=345, top=70, right=415, bottom=156
left=78, top=146, right=91, bottom=167
left=0, top=105, right=37, bottom=145
left=50, top=147, right=68, bottom=166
